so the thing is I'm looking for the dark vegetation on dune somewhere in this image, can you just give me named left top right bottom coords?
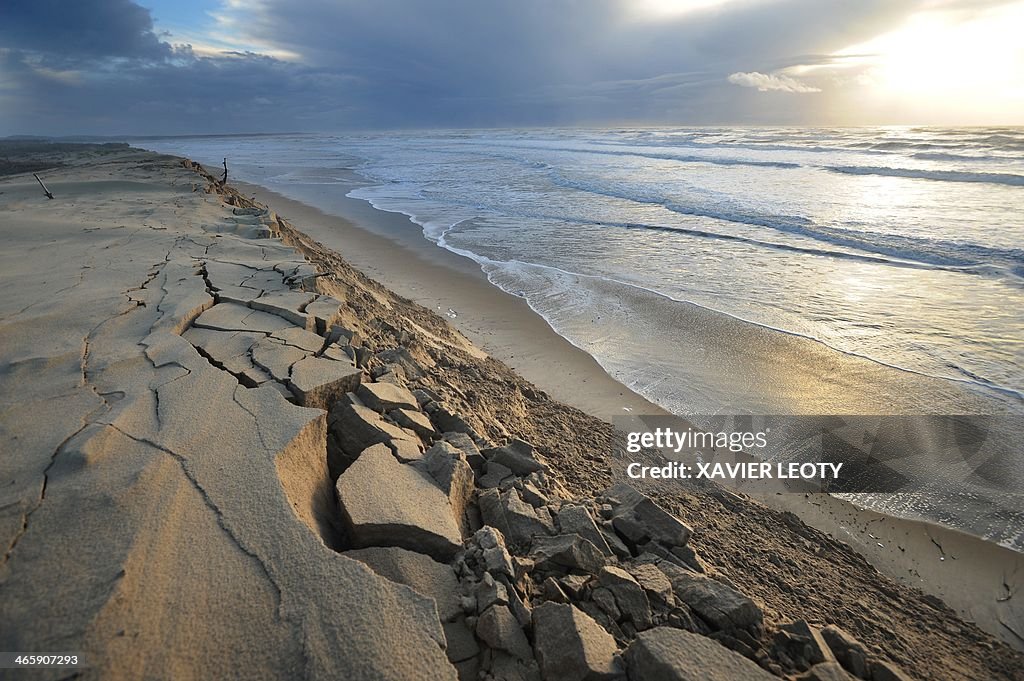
left=0, top=141, right=130, bottom=178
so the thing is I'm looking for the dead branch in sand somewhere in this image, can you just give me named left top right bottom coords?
left=219, top=158, right=228, bottom=186
left=33, top=173, right=54, bottom=199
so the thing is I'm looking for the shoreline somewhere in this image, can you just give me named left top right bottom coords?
left=237, top=177, right=1024, bottom=650
left=236, top=175, right=1019, bottom=417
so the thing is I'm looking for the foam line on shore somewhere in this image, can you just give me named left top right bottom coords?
left=347, top=187, right=1024, bottom=408
left=497, top=260, right=1024, bottom=405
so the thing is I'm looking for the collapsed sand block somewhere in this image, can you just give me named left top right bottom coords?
left=285, top=262, right=320, bottom=291
left=529, top=534, right=607, bottom=575
left=626, top=564, right=675, bottom=610
left=597, top=566, right=653, bottom=632
left=232, top=206, right=268, bottom=216
left=797, top=662, right=859, bottom=681
left=442, top=432, right=485, bottom=471
left=623, top=628, right=777, bottom=681
left=482, top=439, right=546, bottom=476
left=287, top=355, right=362, bottom=410
left=657, top=561, right=763, bottom=632
left=328, top=324, right=361, bottom=348
left=605, top=483, right=692, bottom=550
left=479, top=488, right=555, bottom=548
left=470, top=527, right=516, bottom=578
left=336, top=446, right=463, bottom=561
left=390, top=437, right=426, bottom=463
left=250, top=290, right=318, bottom=330
left=477, top=605, right=534, bottom=663
left=558, top=505, right=613, bottom=557
left=479, top=461, right=514, bottom=489
left=413, top=442, right=476, bottom=535
left=306, top=295, right=344, bottom=334
left=821, top=625, right=871, bottom=678
left=780, top=620, right=837, bottom=667
left=327, top=394, right=421, bottom=478
left=344, top=546, right=462, bottom=623
left=375, top=346, right=431, bottom=378
left=390, top=407, right=437, bottom=438
left=532, top=602, right=623, bottom=681
left=357, top=381, right=420, bottom=413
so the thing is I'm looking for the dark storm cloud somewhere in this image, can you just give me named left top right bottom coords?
left=0, top=0, right=169, bottom=61
left=0, top=0, right=970, bottom=134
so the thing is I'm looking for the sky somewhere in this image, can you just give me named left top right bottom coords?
left=1, top=0, right=1022, bottom=135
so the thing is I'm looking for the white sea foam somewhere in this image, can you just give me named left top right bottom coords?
left=827, top=165, right=1024, bottom=186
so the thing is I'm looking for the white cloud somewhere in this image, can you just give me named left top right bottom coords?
left=728, top=71, right=821, bottom=93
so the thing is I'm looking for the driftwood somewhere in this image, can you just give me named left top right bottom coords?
left=33, top=173, right=54, bottom=200
left=219, top=158, right=228, bottom=186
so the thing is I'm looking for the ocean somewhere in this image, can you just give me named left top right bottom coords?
left=139, top=127, right=1024, bottom=548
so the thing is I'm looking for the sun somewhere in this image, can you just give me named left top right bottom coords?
left=834, top=2, right=1024, bottom=122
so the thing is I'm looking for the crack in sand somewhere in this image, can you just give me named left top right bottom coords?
left=124, top=261, right=168, bottom=309
left=2, top=399, right=110, bottom=567
left=997, top=566, right=1018, bottom=603
left=180, top=236, right=213, bottom=255
left=231, top=384, right=271, bottom=453
left=205, top=257, right=264, bottom=272
left=267, top=332, right=330, bottom=357
left=189, top=341, right=258, bottom=388
left=104, top=423, right=285, bottom=622
left=10, top=254, right=96, bottom=319
left=151, top=245, right=179, bottom=326
left=81, top=308, right=131, bottom=386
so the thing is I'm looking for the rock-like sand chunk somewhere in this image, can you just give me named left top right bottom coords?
left=357, top=381, right=420, bottom=413
left=288, top=355, right=361, bottom=409
left=344, top=546, right=462, bottom=622
left=336, top=446, right=463, bottom=560
left=250, top=290, right=317, bottom=330
left=624, top=628, right=776, bottom=680
left=532, top=602, right=622, bottom=681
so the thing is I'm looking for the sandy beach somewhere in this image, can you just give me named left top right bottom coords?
left=236, top=177, right=1024, bottom=653
left=2, top=144, right=1022, bottom=680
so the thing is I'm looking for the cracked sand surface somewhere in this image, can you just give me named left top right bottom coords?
left=0, top=152, right=456, bottom=680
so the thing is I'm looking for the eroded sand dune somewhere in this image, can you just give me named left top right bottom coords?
left=0, top=152, right=455, bottom=680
